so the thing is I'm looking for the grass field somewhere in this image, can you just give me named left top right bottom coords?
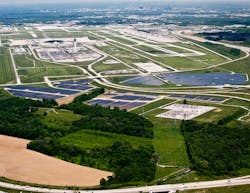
left=213, top=55, right=250, bottom=77
left=161, top=45, right=192, bottom=53
left=18, top=66, right=83, bottom=83
left=14, top=54, right=34, bottom=68
left=37, top=108, right=83, bottom=128
left=0, top=47, right=16, bottom=84
left=92, top=59, right=129, bottom=72
left=59, top=129, right=152, bottom=150
left=132, top=99, right=190, bottom=167
left=153, top=47, right=227, bottom=70
left=105, top=41, right=228, bottom=71
left=134, top=45, right=167, bottom=55
left=174, top=100, right=244, bottom=123
left=1, top=33, right=33, bottom=40
left=108, top=36, right=137, bottom=45
left=182, top=184, right=250, bottom=193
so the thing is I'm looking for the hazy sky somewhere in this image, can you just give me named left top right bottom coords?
left=0, top=0, right=250, bottom=4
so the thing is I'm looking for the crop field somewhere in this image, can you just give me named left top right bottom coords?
left=0, top=47, right=15, bottom=84
left=0, top=135, right=111, bottom=186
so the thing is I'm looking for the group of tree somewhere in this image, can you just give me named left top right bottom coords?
left=28, top=139, right=156, bottom=185
left=72, top=87, right=105, bottom=104
left=0, top=97, right=57, bottom=139
left=61, top=101, right=154, bottom=138
left=181, top=120, right=250, bottom=176
left=202, top=42, right=241, bottom=58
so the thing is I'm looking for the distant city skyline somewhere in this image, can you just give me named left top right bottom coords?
left=1, top=0, right=250, bottom=5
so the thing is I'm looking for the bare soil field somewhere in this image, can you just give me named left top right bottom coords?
left=0, top=135, right=112, bottom=186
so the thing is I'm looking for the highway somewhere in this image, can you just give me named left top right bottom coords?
left=0, top=175, right=250, bottom=193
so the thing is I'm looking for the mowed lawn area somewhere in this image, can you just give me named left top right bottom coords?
left=0, top=47, right=16, bottom=84
left=183, top=184, right=250, bottom=193
left=132, top=99, right=190, bottom=167
left=18, top=66, right=83, bottom=83
left=152, top=44, right=228, bottom=70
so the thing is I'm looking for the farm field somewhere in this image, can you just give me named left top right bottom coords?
left=0, top=134, right=112, bottom=186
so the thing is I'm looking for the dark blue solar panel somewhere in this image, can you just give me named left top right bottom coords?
left=137, top=96, right=155, bottom=101
left=6, top=85, right=78, bottom=95
left=183, top=95, right=197, bottom=99
left=112, top=95, right=142, bottom=100
left=88, top=99, right=114, bottom=106
left=56, top=85, right=92, bottom=91
left=55, top=79, right=90, bottom=86
left=112, top=101, right=128, bottom=106
left=210, top=98, right=225, bottom=102
left=123, top=76, right=164, bottom=86
left=196, top=96, right=211, bottom=100
left=122, top=102, right=146, bottom=109
left=159, top=72, right=247, bottom=86
left=8, top=89, right=63, bottom=100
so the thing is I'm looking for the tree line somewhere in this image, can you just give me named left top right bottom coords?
left=181, top=120, right=250, bottom=176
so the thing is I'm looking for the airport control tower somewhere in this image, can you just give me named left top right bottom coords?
left=73, top=38, right=77, bottom=53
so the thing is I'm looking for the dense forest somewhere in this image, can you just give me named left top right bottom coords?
left=198, top=42, right=241, bottom=59
left=0, top=97, right=57, bottom=139
left=181, top=120, right=250, bottom=176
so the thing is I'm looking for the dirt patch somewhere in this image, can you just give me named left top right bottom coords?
left=213, top=108, right=222, bottom=112
left=0, top=135, right=112, bottom=186
left=56, top=93, right=81, bottom=105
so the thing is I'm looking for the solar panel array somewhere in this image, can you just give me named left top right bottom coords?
left=87, top=92, right=157, bottom=110
left=5, top=79, right=94, bottom=100
left=169, top=94, right=226, bottom=103
left=8, top=89, right=63, bottom=100
left=53, top=79, right=93, bottom=91
left=159, top=72, right=248, bottom=86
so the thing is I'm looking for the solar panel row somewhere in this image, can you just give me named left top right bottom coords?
left=87, top=99, right=146, bottom=110
left=6, top=85, right=78, bottom=95
left=8, top=89, right=63, bottom=100
left=112, top=95, right=155, bottom=101
left=53, top=79, right=93, bottom=91
left=169, top=94, right=225, bottom=102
